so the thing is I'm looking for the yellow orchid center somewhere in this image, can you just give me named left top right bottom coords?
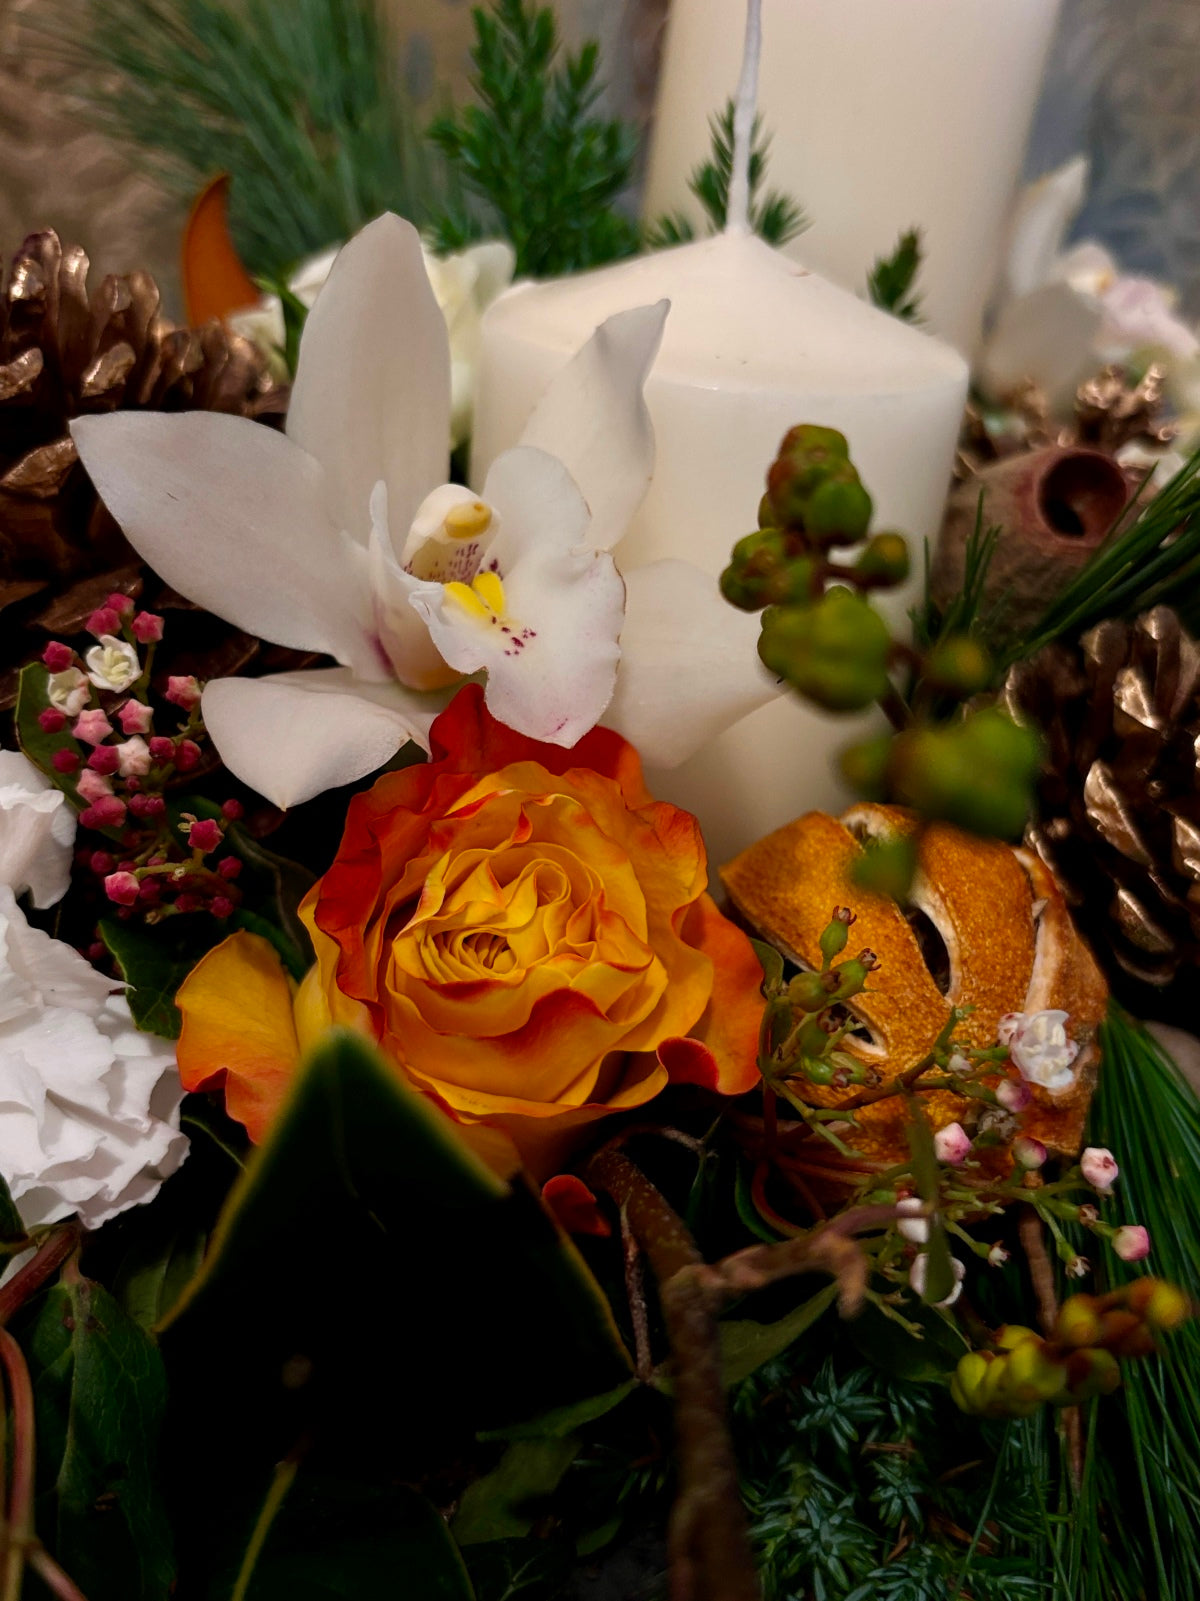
left=444, top=570, right=508, bottom=622
left=443, top=499, right=493, bottom=540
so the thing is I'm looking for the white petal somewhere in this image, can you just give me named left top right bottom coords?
left=516, top=301, right=668, bottom=551
left=71, top=412, right=380, bottom=677
left=0, top=750, right=76, bottom=907
left=603, top=560, right=779, bottom=767
left=1004, top=156, right=1089, bottom=300
left=979, top=281, right=1103, bottom=411
left=368, top=484, right=463, bottom=688
left=286, top=214, right=451, bottom=544
left=413, top=448, right=624, bottom=746
left=201, top=671, right=446, bottom=809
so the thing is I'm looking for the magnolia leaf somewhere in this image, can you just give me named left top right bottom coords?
left=159, top=1031, right=631, bottom=1585
left=230, top=1471, right=474, bottom=1601
left=24, top=1273, right=174, bottom=1601
left=718, top=1281, right=839, bottom=1386
left=99, top=915, right=225, bottom=1039
left=453, top=1438, right=581, bottom=1546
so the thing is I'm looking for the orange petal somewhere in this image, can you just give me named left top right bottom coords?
left=542, top=1175, right=612, bottom=1237
left=176, top=931, right=301, bottom=1143
left=675, top=893, right=764, bottom=1095
left=181, top=175, right=262, bottom=325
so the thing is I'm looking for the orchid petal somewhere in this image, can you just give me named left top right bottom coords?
left=201, top=671, right=446, bottom=809
left=286, top=214, right=451, bottom=544
left=1004, top=156, right=1089, bottom=300
left=71, top=412, right=379, bottom=677
left=411, top=448, right=624, bottom=746
left=604, top=560, right=779, bottom=767
left=516, top=301, right=668, bottom=551
left=368, top=484, right=463, bottom=689
left=979, top=281, right=1103, bottom=410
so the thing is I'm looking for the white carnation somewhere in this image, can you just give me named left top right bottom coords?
left=0, top=749, right=76, bottom=909
left=0, top=887, right=187, bottom=1229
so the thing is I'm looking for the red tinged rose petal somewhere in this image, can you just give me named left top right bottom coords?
left=541, top=1174, right=612, bottom=1237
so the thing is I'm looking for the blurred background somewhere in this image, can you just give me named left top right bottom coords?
left=3, top=0, right=1199, bottom=316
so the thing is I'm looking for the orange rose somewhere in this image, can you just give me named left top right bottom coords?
left=176, top=685, right=762, bottom=1174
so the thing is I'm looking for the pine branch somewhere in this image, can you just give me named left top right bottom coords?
left=867, top=228, right=924, bottom=322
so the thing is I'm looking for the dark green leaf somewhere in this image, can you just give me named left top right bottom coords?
left=848, top=1301, right=966, bottom=1383
left=719, top=1281, right=839, bottom=1386
left=867, top=227, right=924, bottom=322
left=25, top=1272, right=174, bottom=1601
left=454, top=1439, right=581, bottom=1545
left=479, top=1380, right=637, bottom=1443
left=99, top=915, right=225, bottom=1038
left=0, top=1169, right=29, bottom=1251
left=750, top=937, right=784, bottom=995
left=14, top=663, right=121, bottom=835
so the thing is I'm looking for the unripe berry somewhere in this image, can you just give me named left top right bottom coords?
left=852, top=531, right=910, bottom=588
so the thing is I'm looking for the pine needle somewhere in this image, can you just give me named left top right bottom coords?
left=867, top=228, right=924, bottom=323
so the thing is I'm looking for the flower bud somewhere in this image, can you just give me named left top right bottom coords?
left=52, top=749, right=80, bottom=775
left=86, top=606, right=122, bottom=638
left=37, top=707, right=67, bottom=733
left=787, top=970, right=835, bottom=1012
left=995, top=1077, right=1032, bottom=1112
left=766, top=424, right=850, bottom=525
left=1055, top=1294, right=1103, bottom=1348
left=1080, top=1147, right=1119, bottom=1192
left=818, top=910, right=851, bottom=965
left=995, top=1324, right=1040, bottom=1351
left=839, top=731, right=892, bottom=799
left=73, top=709, right=113, bottom=747
left=187, top=818, right=223, bottom=854
left=104, top=871, right=140, bottom=906
left=934, top=1121, right=971, bottom=1165
left=1125, top=1277, right=1189, bottom=1331
left=166, top=675, right=202, bottom=711
left=1004, top=1336, right=1068, bottom=1404
left=1013, top=1136, right=1047, bottom=1170
left=1112, top=1224, right=1151, bottom=1262
left=895, top=1196, right=929, bottom=1244
left=42, top=642, right=74, bottom=673
left=131, top=611, right=164, bottom=643
left=852, top=531, right=910, bottom=589
left=1063, top=1347, right=1121, bottom=1402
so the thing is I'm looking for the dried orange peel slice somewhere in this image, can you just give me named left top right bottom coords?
left=720, top=804, right=1108, bottom=1169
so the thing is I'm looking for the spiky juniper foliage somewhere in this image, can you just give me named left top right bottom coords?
left=646, top=100, right=808, bottom=250
left=426, top=0, right=639, bottom=277
left=867, top=229, right=925, bottom=323
left=733, top=1353, right=1046, bottom=1601
left=37, top=0, right=438, bottom=282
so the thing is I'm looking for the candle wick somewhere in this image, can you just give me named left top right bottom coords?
left=725, top=0, right=762, bottom=238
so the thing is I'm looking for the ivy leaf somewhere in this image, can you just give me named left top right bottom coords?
left=24, top=1271, right=175, bottom=1601
left=99, top=915, right=225, bottom=1039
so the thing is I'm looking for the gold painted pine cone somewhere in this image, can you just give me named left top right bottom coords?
left=0, top=229, right=301, bottom=711
left=1002, top=607, right=1200, bottom=1012
left=721, top=804, right=1108, bottom=1172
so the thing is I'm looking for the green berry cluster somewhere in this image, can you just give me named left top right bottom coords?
left=721, top=425, right=1043, bottom=852
left=760, top=908, right=879, bottom=1094
left=951, top=1279, right=1190, bottom=1419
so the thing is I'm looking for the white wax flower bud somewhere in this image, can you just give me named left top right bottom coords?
left=85, top=635, right=141, bottom=693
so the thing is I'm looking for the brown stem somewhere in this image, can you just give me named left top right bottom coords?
left=1018, top=1207, right=1058, bottom=1336
left=28, top=1549, right=90, bottom=1601
left=695, top=1204, right=902, bottom=1316
left=0, top=1223, right=82, bottom=1327
left=833, top=1052, right=939, bottom=1112
left=621, top=1210, right=654, bottom=1383
left=0, top=1328, right=35, bottom=1601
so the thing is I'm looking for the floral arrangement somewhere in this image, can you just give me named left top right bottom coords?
left=0, top=185, right=1198, bottom=1601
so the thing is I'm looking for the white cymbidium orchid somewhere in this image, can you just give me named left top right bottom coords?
left=982, top=156, right=1199, bottom=413
left=70, top=216, right=665, bottom=808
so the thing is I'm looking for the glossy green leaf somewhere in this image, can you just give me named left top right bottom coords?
left=0, top=1169, right=29, bottom=1252
left=99, top=915, right=224, bottom=1038
left=718, top=1281, right=839, bottom=1386
left=479, top=1380, right=637, bottom=1444
left=453, top=1438, right=581, bottom=1545
left=13, top=662, right=113, bottom=829
left=25, top=1272, right=174, bottom=1601
left=750, top=937, right=785, bottom=995
left=848, top=1301, right=967, bottom=1383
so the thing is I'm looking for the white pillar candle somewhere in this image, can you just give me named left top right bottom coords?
left=472, top=231, right=968, bottom=872
left=643, top=0, right=1061, bottom=357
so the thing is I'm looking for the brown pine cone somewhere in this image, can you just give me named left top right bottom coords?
left=0, top=229, right=309, bottom=712
left=1002, top=607, right=1200, bottom=1012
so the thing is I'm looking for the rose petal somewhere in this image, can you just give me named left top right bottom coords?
left=541, top=1174, right=612, bottom=1237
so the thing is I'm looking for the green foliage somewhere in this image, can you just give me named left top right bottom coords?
left=99, top=915, right=225, bottom=1039
left=866, top=228, right=924, bottom=322
left=645, top=101, right=807, bottom=250
left=14, top=663, right=121, bottom=836
left=427, top=0, right=639, bottom=277
left=40, top=0, right=439, bottom=281
left=24, top=1270, right=175, bottom=1601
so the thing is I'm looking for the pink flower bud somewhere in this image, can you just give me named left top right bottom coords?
left=37, top=707, right=67, bottom=733
left=1113, top=1225, right=1151, bottom=1262
left=81, top=796, right=127, bottom=830
left=129, top=793, right=166, bottom=820
left=217, top=855, right=242, bottom=880
left=104, top=870, right=140, bottom=906
left=116, top=737, right=152, bottom=778
left=90, top=851, right=116, bottom=876
left=187, top=818, right=223, bottom=854
left=77, top=768, right=115, bottom=804
left=131, top=611, right=164, bottom=643
left=52, top=749, right=80, bottom=775
left=148, top=736, right=175, bottom=763
left=174, top=893, right=200, bottom=915
left=106, top=592, right=136, bottom=616
left=1080, top=1147, right=1119, bottom=1192
left=42, top=642, right=74, bottom=673
left=933, top=1121, right=971, bottom=1165
left=996, top=1077, right=1032, bottom=1112
left=174, top=739, right=202, bottom=772
left=211, top=895, right=235, bottom=919
left=221, top=798, right=244, bottom=821
left=138, top=878, right=161, bottom=905
left=73, top=709, right=113, bottom=746
left=166, top=675, right=202, bottom=710
left=1013, top=1136, right=1047, bottom=1170
left=86, top=606, right=121, bottom=638
left=87, top=745, right=120, bottom=777
left=119, top=700, right=154, bottom=735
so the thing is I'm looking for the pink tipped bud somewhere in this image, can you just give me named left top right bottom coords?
left=73, top=708, right=113, bottom=746
left=1113, top=1225, right=1151, bottom=1262
left=211, top=895, right=235, bottom=919
left=997, top=1012, right=1025, bottom=1045
left=42, top=642, right=74, bottom=673
left=116, top=737, right=151, bottom=778
left=52, top=749, right=80, bottom=775
left=129, top=793, right=166, bottom=820
left=996, top=1077, right=1032, bottom=1112
left=89, top=851, right=115, bottom=876
left=148, top=736, right=175, bottom=763
left=174, top=892, right=200, bottom=915
left=174, top=739, right=202, bottom=772
left=106, top=592, right=136, bottom=616
left=119, top=700, right=154, bottom=735
left=77, top=768, right=115, bottom=804
left=934, top=1121, right=972, bottom=1166
left=37, top=707, right=67, bottom=733
left=1080, top=1147, right=1119, bottom=1192
left=1013, top=1136, right=1047, bottom=1170
left=131, top=611, right=164, bottom=643
left=166, top=675, right=202, bottom=710
left=137, top=878, right=161, bottom=905
left=221, top=798, right=244, bottom=821
left=87, top=745, right=120, bottom=777
left=187, top=818, right=223, bottom=854
left=104, top=870, right=140, bottom=906
left=217, top=855, right=243, bottom=880
left=80, top=796, right=127, bottom=831
left=86, top=606, right=121, bottom=638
